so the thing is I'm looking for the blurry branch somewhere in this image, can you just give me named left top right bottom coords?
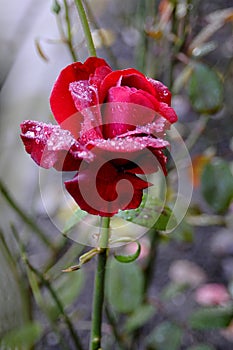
left=185, top=115, right=210, bottom=151
left=83, top=0, right=118, bottom=68
left=12, top=227, right=84, bottom=350
left=0, top=180, right=55, bottom=250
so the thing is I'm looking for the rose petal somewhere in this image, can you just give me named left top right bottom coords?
left=65, top=161, right=150, bottom=216
left=158, top=102, right=178, bottom=123
left=50, top=57, right=110, bottom=125
left=69, top=80, right=98, bottom=111
left=99, top=68, right=151, bottom=102
left=147, top=78, right=172, bottom=105
left=103, top=88, right=159, bottom=138
left=20, top=120, right=93, bottom=170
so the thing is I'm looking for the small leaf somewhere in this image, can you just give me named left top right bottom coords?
left=146, top=321, right=183, bottom=350
left=63, top=208, right=87, bottom=235
left=1, top=322, right=42, bottom=348
left=189, top=306, right=233, bottom=330
left=52, top=0, right=61, bottom=14
left=106, top=258, right=144, bottom=313
left=114, top=242, right=141, bottom=263
left=188, top=62, right=223, bottom=114
left=118, top=193, right=176, bottom=231
left=161, top=282, right=188, bottom=301
left=35, top=38, right=49, bottom=62
left=201, top=159, right=233, bottom=213
left=124, top=303, right=156, bottom=332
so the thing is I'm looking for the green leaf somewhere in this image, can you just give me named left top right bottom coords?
left=124, top=304, right=156, bottom=332
left=63, top=208, right=87, bottom=235
left=201, top=159, right=233, bottom=213
left=106, top=258, right=144, bottom=313
left=188, top=62, right=223, bottom=114
left=187, top=344, right=215, bottom=350
left=117, top=193, right=176, bottom=231
left=52, top=0, right=61, bottom=14
left=114, top=242, right=141, bottom=263
left=189, top=306, right=233, bottom=330
left=1, top=322, right=42, bottom=348
left=161, top=282, right=188, bottom=301
left=146, top=321, right=183, bottom=350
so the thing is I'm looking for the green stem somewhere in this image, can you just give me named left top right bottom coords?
left=63, top=0, right=78, bottom=61
left=89, top=217, right=110, bottom=350
left=74, top=0, right=96, bottom=57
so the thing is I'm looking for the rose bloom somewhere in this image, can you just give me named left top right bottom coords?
left=20, top=57, right=177, bottom=216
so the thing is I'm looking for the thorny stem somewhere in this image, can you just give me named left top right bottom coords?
left=89, top=217, right=110, bottom=350
left=74, top=0, right=97, bottom=57
left=63, top=0, right=78, bottom=61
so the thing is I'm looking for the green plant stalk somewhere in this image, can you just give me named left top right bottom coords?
left=89, top=217, right=110, bottom=350
left=74, top=0, right=96, bottom=57
left=63, top=0, right=78, bottom=61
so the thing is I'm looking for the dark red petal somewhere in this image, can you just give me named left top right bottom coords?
left=147, top=78, right=172, bottom=105
left=69, top=80, right=98, bottom=111
left=157, top=102, right=178, bottom=123
left=20, top=120, right=93, bottom=171
left=89, top=65, right=112, bottom=88
left=118, top=115, right=170, bottom=139
left=65, top=161, right=150, bottom=216
left=99, top=68, right=149, bottom=102
left=50, top=57, right=110, bottom=125
left=103, top=87, right=159, bottom=138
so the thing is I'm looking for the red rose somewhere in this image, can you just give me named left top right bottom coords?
left=20, top=57, right=177, bottom=216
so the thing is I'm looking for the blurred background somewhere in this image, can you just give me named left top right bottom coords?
left=0, top=0, right=233, bottom=349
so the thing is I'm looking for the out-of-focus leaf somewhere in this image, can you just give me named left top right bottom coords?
left=189, top=306, right=233, bottom=330
left=52, top=0, right=61, bottom=14
left=171, top=221, right=194, bottom=243
left=187, top=345, right=215, bottom=350
left=201, top=159, right=233, bottom=213
left=161, top=282, right=188, bottom=301
left=191, top=154, right=212, bottom=188
left=124, top=304, right=156, bottom=332
left=1, top=322, right=42, bottom=348
left=63, top=208, right=87, bottom=235
left=146, top=321, right=183, bottom=350
left=114, top=242, right=141, bottom=263
left=118, top=193, right=176, bottom=231
left=106, top=258, right=144, bottom=314
left=188, top=63, right=223, bottom=114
